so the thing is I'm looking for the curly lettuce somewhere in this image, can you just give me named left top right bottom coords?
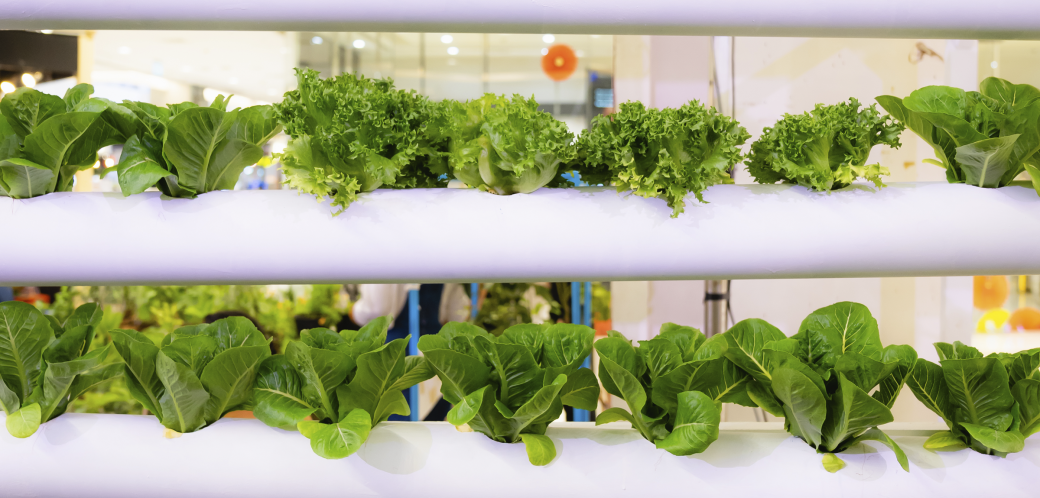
left=575, top=101, right=749, bottom=217
left=746, top=98, right=903, bottom=191
left=442, top=94, right=575, bottom=195
left=275, top=68, right=447, bottom=214
left=877, top=77, right=1040, bottom=193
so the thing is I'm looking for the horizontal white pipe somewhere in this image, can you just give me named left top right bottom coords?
left=0, top=413, right=1034, bottom=497
left=1, top=0, right=1039, bottom=39
left=2, top=183, right=1040, bottom=285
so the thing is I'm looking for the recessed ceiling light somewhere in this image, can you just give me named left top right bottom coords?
left=311, top=36, right=323, bottom=45
left=353, top=39, right=366, bottom=49
left=447, top=46, right=459, bottom=56
left=441, top=35, right=453, bottom=44
left=21, top=73, right=36, bottom=88
left=118, top=46, right=131, bottom=55
left=542, top=34, right=555, bottom=44
left=40, top=29, right=53, bottom=34
left=0, top=81, right=15, bottom=94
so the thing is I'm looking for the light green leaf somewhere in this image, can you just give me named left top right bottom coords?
left=202, top=317, right=268, bottom=354
left=874, top=345, right=918, bottom=408
left=0, top=87, right=66, bottom=137
left=201, top=344, right=271, bottom=422
left=794, top=302, right=882, bottom=369
left=286, top=341, right=350, bottom=421
left=654, top=391, right=720, bottom=456
left=156, top=351, right=210, bottom=433
left=67, top=362, right=123, bottom=402
left=822, top=453, right=846, bottom=473
left=252, top=355, right=316, bottom=428
left=115, top=134, right=172, bottom=196
left=163, top=106, right=239, bottom=194
left=0, top=159, right=55, bottom=198
left=923, top=431, right=968, bottom=451
left=520, top=433, right=557, bottom=466
left=6, top=403, right=41, bottom=438
left=594, top=336, right=645, bottom=398
left=337, top=338, right=410, bottom=423
left=906, top=358, right=953, bottom=427
left=302, top=409, right=373, bottom=459
left=0, top=376, right=19, bottom=415
left=161, top=335, right=217, bottom=377
left=594, top=407, right=636, bottom=426
left=657, top=323, right=706, bottom=362
left=746, top=378, right=785, bottom=417
left=35, top=346, right=109, bottom=422
left=447, top=385, right=488, bottom=426
left=418, top=343, right=490, bottom=405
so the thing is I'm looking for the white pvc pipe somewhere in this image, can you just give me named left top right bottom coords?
left=1, top=0, right=1039, bottom=39
left=0, top=414, right=1035, bottom=497
left=3, top=183, right=1040, bottom=285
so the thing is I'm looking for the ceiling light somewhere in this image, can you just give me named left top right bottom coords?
left=542, top=34, right=555, bottom=44
left=447, top=46, right=459, bottom=56
left=118, top=46, right=131, bottom=55
left=104, top=157, right=115, bottom=167
left=991, top=61, right=999, bottom=69
left=0, top=81, right=15, bottom=94
left=21, top=73, right=36, bottom=88
left=40, top=29, right=53, bottom=34
left=353, top=39, right=366, bottom=49
left=541, top=48, right=549, bottom=56
left=311, top=36, right=323, bottom=45
left=441, top=35, right=453, bottom=44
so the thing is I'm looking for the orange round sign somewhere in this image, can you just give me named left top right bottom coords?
left=542, top=44, right=578, bottom=82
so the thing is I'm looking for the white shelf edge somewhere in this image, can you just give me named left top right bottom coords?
left=3, top=182, right=1040, bottom=285
left=0, top=413, right=1034, bottom=498
left=1, top=0, right=1040, bottom=39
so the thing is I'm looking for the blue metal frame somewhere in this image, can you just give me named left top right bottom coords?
left=407, top=289, right=420, bottom=421
left=470, top=282, right=479, bottom=319
left=572, top=281, right=594, bottom=422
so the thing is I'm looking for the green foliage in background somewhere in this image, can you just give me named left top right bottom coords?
left=907, top=341, right=1040, bottom=456
left=747, top=98, right=904, bottom=191
left=878, top=77, right=1040, bottom=193
left=419, top=321, right=599, bottom=466
left=473, top=283, right=559, bottom=335
left=574, top=100, right=750, bottom=217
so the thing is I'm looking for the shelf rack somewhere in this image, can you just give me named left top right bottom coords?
left=3, top=183, right=1039, bottom=286
left=1, top=0, right=1039, bottom=39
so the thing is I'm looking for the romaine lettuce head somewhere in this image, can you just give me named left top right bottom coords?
left=275, top=68, right=446, bottom=213
left=576, top=100, right=749, bottom=217
left=877, top=77, right=1040, bottom=191
left=747, top=98, right=903, bottom=191
left=443, top=94, right=576, bottom=195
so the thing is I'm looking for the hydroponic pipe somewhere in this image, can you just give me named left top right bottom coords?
left=2, top=183, right=1040, bottom=285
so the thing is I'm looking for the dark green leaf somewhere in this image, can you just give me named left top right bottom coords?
left=161, top=335, right=217, bottom=377
left=961, top=422, right=1025, bottom=454
left=906, top=358, right=953, bottom=427
left=558, top=368, right=599, bottom=411
left=0, top=302, right=54, bottom=402
left=723, top=318, right=786, bottom=384
left=156, top=351, right=210, bottom=433
left=772, top=366, right=827, bottom=448
left=822, top=373, right=894, bottom=452
left=874, top=345, right=918, bottom=408
left=942, top=357, right=1014, bottom=430
left=110, top=329, right=164, bottom=417
left=252, top=355, right=316, bottom=428
left=201, top=344, right=271, bottom=422
left=1011, top=378, right=1040, bottom=438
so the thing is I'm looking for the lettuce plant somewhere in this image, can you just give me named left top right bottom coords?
left=114, top=95, right=281, bottom=197
left=746, top=98, right=904, bottom=191
left=877, top=77, right=1040, bottom=193
left=110, top=317, right=272, bottom=433
left=0, top=302, right=122, bottom=437
left=442, top=94, right=576, bottom=195
left=275, top=68, right=448, bottom=213
left=907, top=341, right=1040, bottom=456
left=574, top=100, right=749, bottom=217
left=418, top=322, right=599, bottom=466
left=726, top=303, right=915, bottom=473
left=0, top=84, right=129, bottom=198
left=251, top=316, right=433, bottom=459
left=594, top=324, right=755, bottom=455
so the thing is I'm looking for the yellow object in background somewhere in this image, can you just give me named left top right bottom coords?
left=1009, top=307, right=1040, bottom=331
left=974, top=276, right=1009, bottom=310
left=977, top=309, right=1010, bottom=333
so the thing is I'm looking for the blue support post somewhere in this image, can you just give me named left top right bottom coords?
left=470, top=283, right=479, bottom=319
left=572, top=282, right=591, bottom=422
left=407, top=289, right=420, bottom=422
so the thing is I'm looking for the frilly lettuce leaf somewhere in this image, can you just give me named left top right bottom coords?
left=747, top=98, right=903, bottom=191
left=442, top=94, right=576, bottom=195
left=275, top=68, right=447, bottom=214
left=574, top=100, right=749, bottom=217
